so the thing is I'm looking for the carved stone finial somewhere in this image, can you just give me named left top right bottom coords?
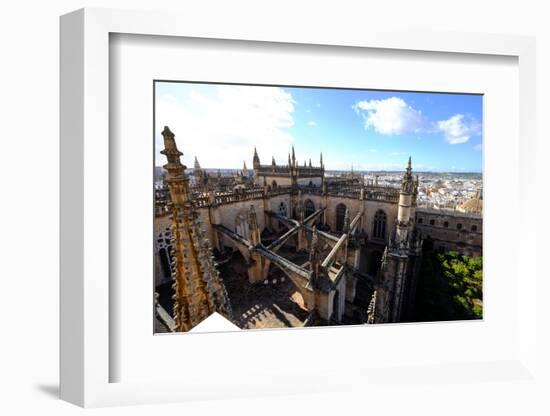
left=309, top=226, right=322, bottom=278
left=367, top=291, right=377, bottom=324
left=343, top=208, right=350, bottom=233
left=401, top=156, right=414, bottom=194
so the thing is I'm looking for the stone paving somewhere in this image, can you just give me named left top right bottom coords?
left=219, top=247, right=311, bottom=329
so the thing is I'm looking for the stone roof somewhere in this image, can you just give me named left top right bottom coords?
left=458, top=197, right=483, bottom=213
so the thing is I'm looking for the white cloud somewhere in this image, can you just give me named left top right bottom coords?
left=155, top=85, right=295, bottom=168
left=307, top=121, right=316, bottom=127
left=437, top=114, right=481, bottom=145
left=353, top=97, right=425, bottom=135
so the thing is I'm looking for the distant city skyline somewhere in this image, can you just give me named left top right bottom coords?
left=155, top=82, right=483, bottom=172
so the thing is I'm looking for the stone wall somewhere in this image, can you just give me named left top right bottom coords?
left=197, top=197, right=269, bottom=251
left=257, top=175, right=293, bottom=187
left=415, top=208, right=482, bottom=257
left=297, top=177, right=322, bottom=187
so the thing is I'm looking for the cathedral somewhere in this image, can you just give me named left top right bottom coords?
left=154, top=126, right=482, bottom=332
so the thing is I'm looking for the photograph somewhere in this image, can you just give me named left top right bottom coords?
left=153, top=81, right=483, bottom=333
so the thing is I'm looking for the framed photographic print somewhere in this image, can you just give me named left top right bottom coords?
left=60, top=7, right=538, bottom=408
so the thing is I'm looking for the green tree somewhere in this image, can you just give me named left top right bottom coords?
left=413, top=247, right=483, bottom=321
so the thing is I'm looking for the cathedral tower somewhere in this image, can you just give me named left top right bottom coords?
left=374, top=157, right=422, bottom=323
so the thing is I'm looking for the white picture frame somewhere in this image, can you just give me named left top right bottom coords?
left=60, top=7, right=538, bottom=408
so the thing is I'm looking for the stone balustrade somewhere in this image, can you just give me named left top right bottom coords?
left=157, top=182, right=401, bottom=211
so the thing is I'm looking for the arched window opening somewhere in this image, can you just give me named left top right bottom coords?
left=278, top=202, right=288, bottom=229
left=159, top=247, right=171, bottom=280
left=471, top=224, right=478, bottom=232
left=332, top=290, right=340, bottom=321
left=235, top=211, right=248, bottom=238
left=457, top=223, right=463, bottom=230
left=443, top=221, right=449, bottom=228
left=278, top=202, right=287, bottom=217
left=429, top=219, right=435, bottom=226
left=417, top=218, right=423, bottom=224
left=335, top=203, right=347, bottom=232
left=372, top=210, right=387, bottom=239
left=272, top=180, right=278, bottom=188
left=304, top=199, right=315, bottom=218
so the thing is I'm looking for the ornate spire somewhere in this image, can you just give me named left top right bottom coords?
left=381, top=246, right=388, bottom=270
left=253, top=147, right=260, bottom=168
left=194, top=156, right=201, bottom=170
left=242, top=161, right=248, bottom=177
left=296, top=190, right=304, bottom=222
left=308, top=158, right=312, bottom=167
left=309, top=226, right=322, bottom=279
left=343, top=207, right=350, bottom=234
left=161, top=126, right=232, bottom=332
left=247, top=205, right=261, bottom=246
left=367, top=291, right=377, bottom=324
left=320, top=152, right=323, bottom=168
left=291, top=145, right=296, bottom=166
left=272, top=156, right=276, bottom=166
left=288, top=152, right=291, bottom=167
left=401, top=156, right=414, bottom=194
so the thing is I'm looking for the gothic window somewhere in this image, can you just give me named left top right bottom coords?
left=335, top=203, right=347, bottom=232
left=457, top=223, right=463, bottom=230
left=443, top=221, right=449, bottom=228
left=272, top=180, right=278, bottom=188
left=304, top=199, right=315, bottom=218
left=278, top=202, right=288, bottom=229
left=372, top=210, right=387, bottom=239
left=235, top=211, right=248, bottom=238
left=417, top=218, right=423, bottom=224
left=471, top=224, right=478, bottom=232
left=278, top=202, right=287, bottom=217
left=159, top=248, right=171, bottom=280
left=156, top=229, right=173, bottom=283
left=429, top=219, right=435, bottom=226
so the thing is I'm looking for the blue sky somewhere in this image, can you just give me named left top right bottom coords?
left=155, top=82, right=482, bottom=172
